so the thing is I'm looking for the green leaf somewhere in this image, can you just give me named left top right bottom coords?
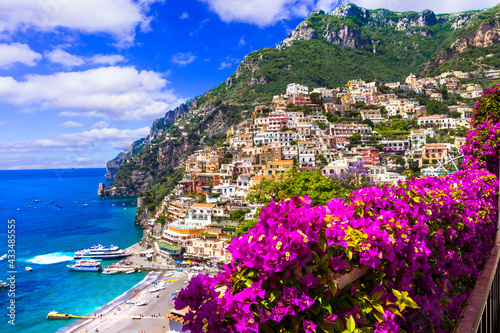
left=389, top=307, right=404, bottom=318
left=328, top=281, right=338, bottom=297
left=346, top=315, right=355, bottom=332
left=404, top=298, right=420, bottom=309
left=373, top=311, right=385, bottom=323
left=244, top=279, right=253, bottom=288
left=371, top=292, right=383, bottom=301
left=392, top=289, right=402, bottom=299
left=373, top=303, right=385, bottom=314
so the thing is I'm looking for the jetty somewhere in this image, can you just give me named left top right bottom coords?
left=47, top=312, right=92, bottom=320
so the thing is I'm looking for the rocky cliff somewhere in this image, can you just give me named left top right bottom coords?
left=421, top=17, right=500, bottom=73
left=104, top=101, right=192, bottom=179
left=276, top=3, right=484, bottom=50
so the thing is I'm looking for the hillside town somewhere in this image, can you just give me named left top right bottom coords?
left=143, top=70, right=484, bottom=266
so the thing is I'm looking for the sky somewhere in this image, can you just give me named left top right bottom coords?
left=0, top=0, right=497, bottom=170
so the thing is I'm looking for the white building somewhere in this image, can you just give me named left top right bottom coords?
left=254, top=131, right=297, bottom=146
left=286, top=83, right=309, bottom=97
left=312, top=87, right=333, bottom=98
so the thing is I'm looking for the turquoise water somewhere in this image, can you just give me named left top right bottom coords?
left=0, top=169, right=145, bottom=333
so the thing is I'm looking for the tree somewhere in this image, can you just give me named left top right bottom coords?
left=408, top=159, right=420, bottom=173
left=317, top=154, right=327, bottom=165
left=310, top=92, right=322, bottom=104
left=395, top=155, right=406, bottom=168
left=247, top=167, right=374, bottom=207
left=348, top=133, right=362, bottom=145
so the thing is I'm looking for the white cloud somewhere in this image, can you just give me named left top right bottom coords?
left=199, top=0, right=498, bottom=26
left=190, top=18, right=210, bottom=36
left=0, top=127, right=151, bottom=153
left=349, top=0, right=500, bottom=13
left=0, top=154, right=110, bottom=170
left=46, top=50, right=126, bottom=68
left=180, top=12, right=189, bottom=19
left=0, top=66, right=185, bottom=121
left=91, top=121, right=110, bottom=129
left=90, top=54, right=125, bottom=66
left=171, top=52, right=197, bottom=66
left=0, top=0, right=161, bottom=46
left=218, top=56, right=240, bottom=70
left=199, top=0, right=315, bottom=26
left=0, top=43, right=42, bottom=68
left=238, top=37, right=246, bottom=47
left=45, top=49, right=85, bottom=68
left=61, top=121, right=83, bottom=128
left=218, top=61, right=233, bottom=70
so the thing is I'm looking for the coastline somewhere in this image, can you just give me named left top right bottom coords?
left=55, top=242, right=194, bottom=333
left=55, top=270, right=161, bottom=333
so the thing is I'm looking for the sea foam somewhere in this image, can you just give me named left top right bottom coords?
left=27, top=252, right=74, bottom=265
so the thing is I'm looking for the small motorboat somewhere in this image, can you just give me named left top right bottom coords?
left=0, top=254, right=7, bottom=261
left=102, top=268, right=118, bottom=275
left=164, top=272, right=174, bottom=277
left=125, top=269, right=135, bottom=274
left=0, top=281, right=8, bottom=288
left=135, top=301, right=148, bottom=306
left=25, top=267, right=33, bottom=271
left=17, top=208, right=20, bottom=211
left=132, top=315, right=142, bottom=319
left=34, top=199, right=39, bottom=202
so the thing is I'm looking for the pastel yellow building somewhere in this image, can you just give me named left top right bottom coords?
left=264, top=160, right=293, bottom=176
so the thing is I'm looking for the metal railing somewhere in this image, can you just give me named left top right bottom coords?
left=454, top=177, right=500, bottom=333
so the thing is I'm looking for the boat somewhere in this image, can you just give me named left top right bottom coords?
left=0, top=281, right=8, bottom=288
left=125, top=269, right=135, bottom=274
left=17, top=208, right=20, bottom=211
left=74, top=244, right=129, bottom=260
left=102, top=268, right=118, bottom=275
left=34, top=199, right=39, bottom=202
left=135, top=301, right=148, bottom=306
left=150, top=282, right=166, bottom=293
left=67, top=259, right=102, bottom=272
left=0, top=254, right=6, bottom=260
left=25, top=267, right=33, bottom=271
left=132, top=315, right=142, bottom=319
left=164, top=272, right=174, bottom=277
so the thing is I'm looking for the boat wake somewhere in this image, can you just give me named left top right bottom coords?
left=27, top=252, right=74, bottom=265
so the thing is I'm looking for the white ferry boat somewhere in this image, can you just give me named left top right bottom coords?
left=74, top=244, right=129, bottom=260
left=67, top=260, right=102, bottom=272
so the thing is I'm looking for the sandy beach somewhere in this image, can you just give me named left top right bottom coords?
left=58, top=270, right=188, bottom=333
left=53, top=243, right=200, bottom=333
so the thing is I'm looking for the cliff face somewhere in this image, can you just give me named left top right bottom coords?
left=101, top=102, right=233, bottom=197
left=421, top=18, right=500, bottom=73
left=276, top=3, right=482, bottom=50
left=104, top=101, right=191, bottom=180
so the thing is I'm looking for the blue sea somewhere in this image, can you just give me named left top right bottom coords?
left=0, top=168, right=145, bottom=333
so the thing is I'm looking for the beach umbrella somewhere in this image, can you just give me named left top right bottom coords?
left=186, top=261, right=192, bottom=265
left=175, top=260, right=181, bottom=263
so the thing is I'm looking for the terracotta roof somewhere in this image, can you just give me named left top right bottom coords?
left=192, top=203, right=215, bottom=208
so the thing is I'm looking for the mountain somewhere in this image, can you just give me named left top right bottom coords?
left=101, top=3, right=500, bottom=196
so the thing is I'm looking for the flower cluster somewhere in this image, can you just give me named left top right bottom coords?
left=462, top=83, right=500, bottom=175
left=175, top=168, right=498, bottom=333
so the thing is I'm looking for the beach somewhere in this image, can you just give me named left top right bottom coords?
left=55, top=243, right=217, bottom=333
left=59, top=270, right=188, bottom=333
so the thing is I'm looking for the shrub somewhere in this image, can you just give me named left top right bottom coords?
left=175, top=169, right=497, bottom=333
left=462, top=83, right=500, bottom=175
